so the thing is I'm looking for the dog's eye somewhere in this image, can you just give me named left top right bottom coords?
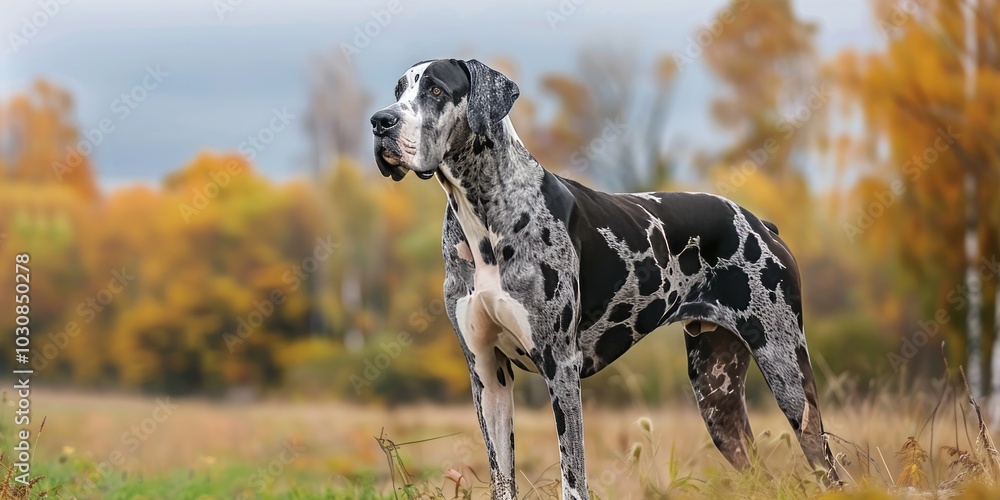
left=432, top=87, right=442, bottom=96
left=394, top=79, right=405, bottom=99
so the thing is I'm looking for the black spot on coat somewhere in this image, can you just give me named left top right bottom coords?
left=501, top=245, right=515, bottom=261
left=709, top=266, right=752, bottom=311
left=595, top=324, right=633, bottom=365
left=608, top=302, right=633, bottom=323
left=704, top=219, right=740, bottom=266
left=472, top=135, right=494, bottom=154
left=479, top=238, right=496, bottom=265
left=553, top=397, right=566, bottom=435
left=635, top=299, right=667, bottom=333
left=540, top=262, right=559, bottom=301
left=542, top=345, right=557, bottom=379
left=678, top=248, right=701, bottom=276
left=560, top=303, right=574, bottom=332
left=761, top=258, right=783, bottom=291
left=512, top=212, right=530, bottom=233
left=743, top=234, right=761, bottom=262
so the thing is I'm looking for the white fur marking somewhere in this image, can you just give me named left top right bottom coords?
left=501, top=116, right=523, bottom=146
left=392, top=62, right=432, bottom=167
left=455, top=241, right=473, bottom=262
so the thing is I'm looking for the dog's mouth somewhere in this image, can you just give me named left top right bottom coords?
left=380, top=150, right=401, bottom=166
left=373, top=142, right=408, bottom=181
left=374, top=142, right=436, bottom=181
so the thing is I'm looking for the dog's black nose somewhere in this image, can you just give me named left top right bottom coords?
left=370, top=110, right=399, bottom=136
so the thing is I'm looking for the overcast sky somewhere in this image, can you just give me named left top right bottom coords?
left=0, top=0, right=882, bottom=190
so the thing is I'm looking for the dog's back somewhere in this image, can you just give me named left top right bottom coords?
left=542, top=174, right=795, bottom=365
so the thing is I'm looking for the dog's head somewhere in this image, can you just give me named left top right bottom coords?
left=370, top=59, right=519, bottom=181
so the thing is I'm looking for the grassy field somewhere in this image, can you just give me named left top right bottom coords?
left=1, top=381, right=999, bottom=499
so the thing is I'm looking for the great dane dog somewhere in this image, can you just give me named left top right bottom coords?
left=370, top=58, right=838, bottom=499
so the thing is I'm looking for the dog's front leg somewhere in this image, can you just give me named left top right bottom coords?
left=467, top=348, right=516, bottom=499
left=454, top=296, right=517, bottom=499
left=538, top=348, right=589, bottom=500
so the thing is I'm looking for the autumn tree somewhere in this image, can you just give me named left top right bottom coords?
left=537, top=47, right=678, bottom=192
left=699, top=0, right=819, bottom=181
left=1, top=80, right=98, bottom=200
left=697, top=0, right=864, bottom=328
left=836, top=0, right=1000, bottom=396
left=0, top=80, right=99, bottom=378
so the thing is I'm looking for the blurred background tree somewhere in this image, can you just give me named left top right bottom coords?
left=835, top=0, right=1000, bottom=398
left=537, top=47, right=679, bottom=192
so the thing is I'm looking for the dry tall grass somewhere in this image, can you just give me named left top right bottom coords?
left=5, top=363, right=1000, bottom=499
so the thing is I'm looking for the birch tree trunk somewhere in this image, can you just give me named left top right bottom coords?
left=991, top=258, right=1000, bottom=425
left=962, top=0, right=983, bottom=397
left=304, top=57, right=370, bottom=344
left=982, top=0, right=1000, bottom=426
left=965, top=171, right=983, bottom=396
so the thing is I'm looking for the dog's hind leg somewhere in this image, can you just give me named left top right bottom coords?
left=685, top=321, right=754, bottom=470
left=741, top=321, right=839, bottom=482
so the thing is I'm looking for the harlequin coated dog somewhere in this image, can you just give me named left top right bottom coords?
left=370, top=58, right=838, bottom=499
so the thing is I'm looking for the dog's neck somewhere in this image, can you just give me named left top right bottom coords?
left=436, top=117, right=543, bottom=234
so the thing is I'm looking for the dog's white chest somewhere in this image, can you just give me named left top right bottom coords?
left=456, top=266, right=539, bottom=374
left=443, top=177, right=538, bottom=373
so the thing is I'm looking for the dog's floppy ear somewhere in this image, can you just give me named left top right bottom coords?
left=457, top=59, right=519, bottom=136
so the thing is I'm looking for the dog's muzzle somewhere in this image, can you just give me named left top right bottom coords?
left=371, top=110, right=408, bottom=181
left=370, top=110, right=435, bottom=181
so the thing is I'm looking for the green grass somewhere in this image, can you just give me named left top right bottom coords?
left=5, top=380, right=1000, bottom=499
left=1, top=452, right=387, bottom=499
